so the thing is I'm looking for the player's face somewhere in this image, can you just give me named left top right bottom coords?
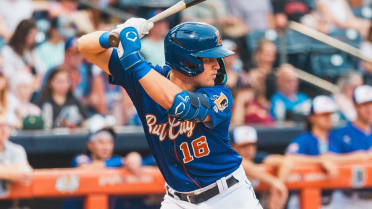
left=88, top=137, right=114, bottom=161
left=310, top=112, right=333, bottom=131
left=234, top=143, right=257, bottom=161
left=356, top=102, right=372, bottom=124
left=194, top=58, right=220, bottom=87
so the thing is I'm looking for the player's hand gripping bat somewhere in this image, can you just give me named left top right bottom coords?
left=108, top=0, right=206, bottom=47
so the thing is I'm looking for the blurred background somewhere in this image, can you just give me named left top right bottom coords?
left=0, top=0, right=372, bottom=209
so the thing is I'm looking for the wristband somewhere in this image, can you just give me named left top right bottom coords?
left=99, top=32, right=111, bottom=49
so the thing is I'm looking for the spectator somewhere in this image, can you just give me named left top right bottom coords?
left=0, top=73, right=8, bottom=116
left=9, top=73, right=41, bottom=129
left=226, top=0, right=274, bottom=31
left=251, top=39, right=277, bottom=75
left=248, top=69, right=271, bottom=109
left=0, top=0, right=33, bottom=34
left=232, top=125, right=337, bottom=209
left=231, top=86, right=274, bottom=125
left=49, top=0, right=95, bottom=34
left=73, top=128, right=141, bottom=171
left=250, top=39, right=277, bottom=100
left=231, top=126, right=288, bottom=209
left=286, top=96, right=338, bottom=156
left=35, top=17, right=68, bottom=72
left=0, top=114, right=32, bottom=194
left=285, top=96, right=339, bottom=209
left=181, top=0, right=248, bottom=37
left=0, top=72, right=18, bottom=128
left=327, top=85, right=372, bottom=208
left=37, top=66, right=88, bottom=129
left=62, top=37, right=106, bottom=114
left=0, top=19, right=45, bottom=90
left=361, top=25, right=372, bottom=84
left=222, top=39, right=249, bottom=89
left=333, top=71, right=363, bottom=122
left=63, top=127, right=144, bottom=209
left=270, top=64, right=310, bottom=122
left=317, top=0, right=370, bottom=37
left=272, top=0, right=312, bottom=22
left=141, top=10, right=169, bottom=66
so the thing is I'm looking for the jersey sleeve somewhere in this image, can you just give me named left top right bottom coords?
left=196, top=85, right=233, bottom=129
left=107, top=48, right=137, bottom=90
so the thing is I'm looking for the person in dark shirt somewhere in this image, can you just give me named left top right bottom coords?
left=37, top=66, right=88, bottom=129
left=272, top=0, right=312, bottom=22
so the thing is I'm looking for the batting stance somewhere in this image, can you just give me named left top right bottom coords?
left=78, top=18, right=262, bottom=209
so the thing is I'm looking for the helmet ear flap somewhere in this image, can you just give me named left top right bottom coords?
left=215, top=58, right=227, bottom=85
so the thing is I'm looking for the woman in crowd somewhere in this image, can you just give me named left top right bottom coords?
left=37, top=66, right=88, bottom=129
left=0, top=19, right=45, bottom=87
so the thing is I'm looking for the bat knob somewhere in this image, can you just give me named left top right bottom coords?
left=109, top=31, right=120, bottom=48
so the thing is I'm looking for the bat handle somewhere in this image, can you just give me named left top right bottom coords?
left=108, top=18, right=154, bottom=48
left=108, top=30, right=120, bottom=48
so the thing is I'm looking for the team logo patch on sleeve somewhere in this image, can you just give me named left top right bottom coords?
left=212, top=92, right=228, bottom=112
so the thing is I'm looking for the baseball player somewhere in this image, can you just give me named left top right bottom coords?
left=78, top=18, right=262, bottom=209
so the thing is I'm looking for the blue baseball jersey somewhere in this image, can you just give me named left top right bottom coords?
left=108, top=49, right=242, bottom=192
left=71, top=154, right=124, bottom=168
left=329, top=122, right=372, bottom=154
left=286, top=132, right=334, bottom=155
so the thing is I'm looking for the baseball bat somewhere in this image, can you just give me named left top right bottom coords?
left=289, top=21, right=372, bottom=63
left=108, top=0, right=206, bottom=47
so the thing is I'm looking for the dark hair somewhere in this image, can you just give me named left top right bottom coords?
left=8, top=19, right=36, bottom=56
left=367, top=23, right=372, bottom=43
left=37, top=66, right=74, bottom=104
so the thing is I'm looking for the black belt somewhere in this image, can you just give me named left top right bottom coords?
left=167, top=175, right=239, bottom=204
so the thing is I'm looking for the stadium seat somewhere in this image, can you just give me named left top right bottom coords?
left=245, top=29, right=280, bottom=53
left=352, top=6, right=372, bottom=19
left=309, top=52, right=356, bottom=79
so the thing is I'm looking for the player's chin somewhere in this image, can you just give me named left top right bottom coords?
left=202, top=80, right=215, bottom=87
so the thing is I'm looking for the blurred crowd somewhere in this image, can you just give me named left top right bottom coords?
left=1, top=0, right=372, bottom=209
left=0, top=0, right=371, bottom=131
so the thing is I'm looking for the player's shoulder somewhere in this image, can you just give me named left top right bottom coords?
left=195, top=84, right=231, bottom=96
left=286, top=133, right=311, bottom=154
left=333, top=122, right=353, bottom=136
left=196, top=85, right=232, bottom=112
left=292, top=132, right=313, bottom=144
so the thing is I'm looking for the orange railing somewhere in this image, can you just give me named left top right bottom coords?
left=1, top=163, right=372, bottom=209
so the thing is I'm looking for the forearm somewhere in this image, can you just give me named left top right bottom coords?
left=322, top=152, right=371, bottom=164
left=77, top=31, right=112, bottom=74
left=78, top=31, right=107, bottom=55
left=242, top=160, right=279, bottom=185
left=139, top=70, right=182, bottom=110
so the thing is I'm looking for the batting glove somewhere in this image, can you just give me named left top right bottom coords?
left=112, top=18, right=154, bottom=39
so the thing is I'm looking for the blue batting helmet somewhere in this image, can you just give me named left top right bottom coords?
left=164, top=22, right=234, bottom=84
